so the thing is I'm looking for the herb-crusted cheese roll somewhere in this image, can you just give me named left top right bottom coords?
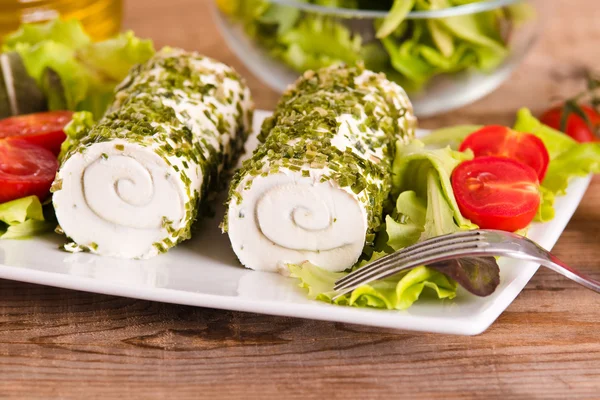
left=53, top=48, right=253, bottom=259
left=224, top=65, right=416, bottom=273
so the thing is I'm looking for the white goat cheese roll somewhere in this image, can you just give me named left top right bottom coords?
left=224, top=65, right=416, bottom=273
left=53, top=48, right=253, bottom=259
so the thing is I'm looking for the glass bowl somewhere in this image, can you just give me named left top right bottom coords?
left=213, top=0, right=540, bottom=117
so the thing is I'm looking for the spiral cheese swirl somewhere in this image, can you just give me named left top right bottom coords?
left=228, top=170, right=367, bottom=272
left=53, top=141, right=188, bottom=259
left=256, top=182, right=364, bottom=252
left=84, top=154, right=167, bottom=229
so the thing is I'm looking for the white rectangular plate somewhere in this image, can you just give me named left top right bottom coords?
left=0, top=111, right=591, bottom=335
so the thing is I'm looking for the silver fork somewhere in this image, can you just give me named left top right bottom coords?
left=333, top=230, right=600, bottom=300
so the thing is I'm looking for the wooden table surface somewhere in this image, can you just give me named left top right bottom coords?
left=2, top=0, right=600, bottom=398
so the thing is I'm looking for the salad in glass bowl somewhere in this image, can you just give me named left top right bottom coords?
left=214, top=0, right=539, bottom=116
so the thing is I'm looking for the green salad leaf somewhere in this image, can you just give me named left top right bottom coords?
left=221, top=0, right=534, bottom=92
left=77, top=31, right=156, bottom=84
left=289, top=263, right=457, bottom=310
left=278, top=17, right=362, bottom=72
left=543, top=143, right=600, bottom=194
left=419, top=124, right=482, bottom=149
left=0, top=196, right=54, bottom=239
left=513, top=107, right=600, bottom=195
left=3, top=19, right=155, bottom=118
left=513, top=108, right=600, bottom=222
left=391, top=140, right=475, bottom=233
left=377, top=0, right=416, bottom=39
left=11, top=41, right=89, bottom=111
left=536, top=185, right=556, bottom=223
left=384, top=191, right=425, bottom=250
left=3, top=18, right=91, bottom=50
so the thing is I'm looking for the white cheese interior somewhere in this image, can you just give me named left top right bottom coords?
left=53, top=140, right=191, bottom=259
left=227, top=167, right=367, bottom=273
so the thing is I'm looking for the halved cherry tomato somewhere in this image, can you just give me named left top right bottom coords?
left=0, top=140, right=59, bottom=204
left=540, top=104, right=600, bottom=143
left=452, top=156, right=541, bottom=232
left=459, top=126, right=550, bottom=181
left=0, top=111, right=73, bottom=156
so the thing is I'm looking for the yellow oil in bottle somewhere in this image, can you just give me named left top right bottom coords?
left=0, top=0, right=123, bottom=41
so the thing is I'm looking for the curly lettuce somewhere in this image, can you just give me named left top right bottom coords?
left=290, top=263, right=457, bottom=310
left=221, top=0, right=531, bottom=91
left=513, top=108, right=600, bottom=222
left=3, top=19, right=155, bottom=118
left=0, top=196, right=54, bottom=239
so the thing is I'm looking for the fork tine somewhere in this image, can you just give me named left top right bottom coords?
left=334, top=230, right=480, bottom=287
left=333, top=257, right=433, bottom=299
left=334, top=238, right=484, bottom=292
left=332, top=245, right=489, bottom=299
left=335, top=230, right=482, bottom=287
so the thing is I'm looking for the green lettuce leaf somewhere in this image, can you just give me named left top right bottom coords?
left=11, top=41, right=89, bottom=110
left=257, top=3, right=301, bottom=35
left=375, top=0, right=512, bottom=91
left=422, top=170, right=463, bottom=238
left=419, top=124, right=482, bottom=149
left=536, top=185, right=556, bottom=223
left=384, top=191, right=425, bottom=250
left=74, top=31, right=155, bottom=117
left=225, top=0, right=523, bottom=92
left=76, top=31, right=155, bottom=83
left=3, top=18, right=90, bottom=50
left=427, top=20, right=455, bottom=58
left=544, top=143, right=600, bottom=194
left=278, top=17, right=361, bottom=72
left=3, top=19, right=154, bottom=118
left=0, top=196, right=54, bottom=239
left=513, top=108, right=600, bottom=196
left=391, top=140, right=475, bottom=231
left=513, top=107, right=579, bottom=160
left=377, top=0, right=416, bottom=39
left=289, top=263, right=457, bottom=310
left=439, top=13, right=507, bottom=68
left=382, top=35, right=435, bottom=88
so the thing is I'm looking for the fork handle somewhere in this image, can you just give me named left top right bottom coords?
left=539, top=255, right=600, bottom=293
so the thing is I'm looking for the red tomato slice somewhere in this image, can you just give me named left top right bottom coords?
left=452, top=156, right=541, bottom=232
left=0, top=140, right=59, bottom=204
left=459, top=126, right=550, bottom=181
left=540, top=104, right=600, bottom=143
left=0, top=111, right=73, bottom=156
